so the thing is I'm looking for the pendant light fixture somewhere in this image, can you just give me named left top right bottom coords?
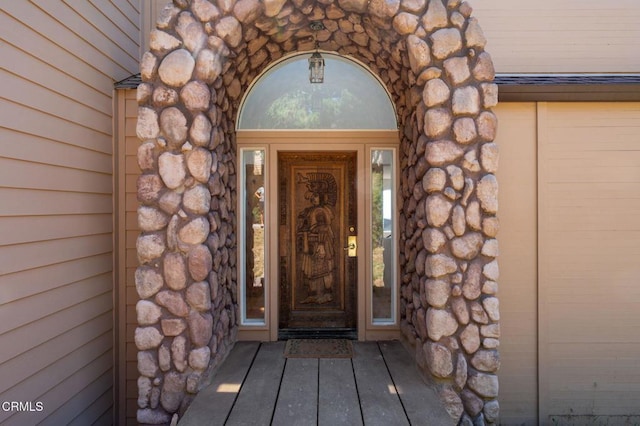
left=308, top=21, right=325, bottom=84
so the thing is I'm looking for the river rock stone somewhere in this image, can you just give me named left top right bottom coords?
left=477, top=111, right=498, bottom=142
left=426, top=254, right=457, bottom=277
left=477, top=174, right=498, bottom=214
left=480, top=142, right=499, bottom=174
left=137, top=300, right=163, bottom=325
left=135, top=267, right=164, bottom=299
left=149, top=30, right=181, bottom=53
left=426, top=140, right=464, bottom=166
left=426, top=308, right=458, bottom=340
left=137, top=234, right=166, bottom=264
left=138, top=206, right=170, bottom=232
left=471, top=349, right=500, bottom=372
left=183, top=184, right=211, bottom=215
left=138, top=350, right=159, bottom=377
left=460, top=323, right=480, bottom=354
left=451, top=296, right=469, bottom=325
left=187, top=148, right=212, bottom=183
left=483, top=259, right=499, bottom=281
left=423, top=78, right=450, bottom=107
left=425, top=194, right=453, bottom=227
left=188, top=311, right=213, bottom=347
left=426, top=341, right=453, bottom=378
left=393, top=12, right=419, bottom=34
left=137, top=107, right=160, bottom=140
left=187, top=281, right=212, bottom=311
left=164, top=252, right=187, bottom=290
left=158, top=49, right=195, bottom=87
left=484, top=399, right=500, bottom=423
left=216, top=16, right=242, bottom=47
left=473, top=51, right=495, bottom=82
left=156, top=290, right=190, bottom=317
left=483, top=297, right=500, bottom=321
left=461, top=389, right=484, bottom=417
left=158, top=152, right=187, bottom=189
left=423, top=168, right=447, bottom=193
left=452, top=86, right=480, bottom=115
left=179, top=217, right=210, bottom=245
left=161, top=372, right=186, bottom=412
left=430, top=28, right=461, bottom=59
left=406, top=35, right=431, bottom=75
left=453, top=117, right=477, bottom=144
left=135, top=327, right=164, bottom=350
left=451, top=232, right=484, bottom=260
left=423, top=0, right=448, bottom=31
left=425, top=279, right=450, bottom=308
left=425, top=108, right=452, bottom=138
left=181, top=81, right=210, bottom=111
left=162, top=319, right=187, bottom=336
left=423, top=228, right=447, bottom=253
left=450, top=205, right=464, bottom=236
left=172, top=336, right=187, bottom=372
left=468, top=371, right=499, bottom=398
left=443, top=56, right=470, bottom=86
left=189, top=346, right=211, bottom=370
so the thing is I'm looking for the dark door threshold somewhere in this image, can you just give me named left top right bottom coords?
left=278, top=328, right=357, bottom=340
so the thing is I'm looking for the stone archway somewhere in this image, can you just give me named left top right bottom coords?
left=135, top=0, right=499, bottom=424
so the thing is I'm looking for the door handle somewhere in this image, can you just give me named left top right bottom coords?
left=344, top=235, right=357, bottom=257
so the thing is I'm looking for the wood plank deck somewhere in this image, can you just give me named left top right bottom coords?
left=179, top=341, right=454, bottom=426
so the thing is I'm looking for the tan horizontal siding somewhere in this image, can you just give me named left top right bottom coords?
left=0, top=254, right=112, bottom=303
left=114, top=89, right=141, bottom=424
left=473, top=0, right=640, bottom=73
left=494, top=103, right=539, bottom=425
left=0, top=99, right=112, bottom=152
left=0, top=189, right=113, bottom=216
left=0, top=214, right=113, bottom=246
left=538, top=103, right=640, bottom=419
left=0, top=1, right=139, bottom=424
left=2, top=129, right=112, bottom=174
left=3, top=1, right=138, bottom=80
left=0, top=158, right=112, bottom=193
left=123, top=88, right=141, bottom=425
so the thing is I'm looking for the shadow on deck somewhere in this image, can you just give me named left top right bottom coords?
left=179, top=341, right=454, bottom=426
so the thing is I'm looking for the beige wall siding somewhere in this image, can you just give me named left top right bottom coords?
left=0, top=1, right=140, bottom=424
left=537, top=102, right=640, bottom=421
left=495, top=102, right=640, bottom=423
left=473, top=0, right=640, bottom=73
left=115, top=89, right=142, bottom=425
left=494, top=103, right=539, bottom=425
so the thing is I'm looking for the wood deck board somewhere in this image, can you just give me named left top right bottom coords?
left=378, top=341, right=455, bottom=426
left=351, top=342, right=410, bottom=426
left=179, top=340, right=448, bottom=426
left=318, top=358, right=363, bottom=426
left=225, top=342, right=286, bottom=426
left=272, top=358, right=318, bottom=426
left=179, top=341, right=260, bottom=426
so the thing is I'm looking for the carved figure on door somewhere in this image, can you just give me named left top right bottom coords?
left=296, top=172, right=337, bottom=304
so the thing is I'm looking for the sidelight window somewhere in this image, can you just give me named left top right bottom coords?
left=239, top=149, right=267, bottom=324
left=371, top=149, right=396, bottom=324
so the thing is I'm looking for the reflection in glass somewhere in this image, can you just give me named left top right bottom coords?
left=242, top=149, right=265, bottom=323
left=371, top=149, right=395, bottom=323
left=238, top=53, right=397, bottom=130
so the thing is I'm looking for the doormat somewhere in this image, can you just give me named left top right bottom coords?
left=284, top=339, right=353, bottom=358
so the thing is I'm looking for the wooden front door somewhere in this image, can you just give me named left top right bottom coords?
left=278, top=152, right=357, bottom=334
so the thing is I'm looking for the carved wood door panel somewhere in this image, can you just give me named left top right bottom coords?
left=278, top=152, right=357, bottom=332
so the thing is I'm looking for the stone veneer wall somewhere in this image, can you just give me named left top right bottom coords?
left=134, top=0, right=499, bottom=424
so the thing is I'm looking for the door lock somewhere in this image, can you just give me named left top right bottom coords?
left=344, top=235, right=357, bottom=257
